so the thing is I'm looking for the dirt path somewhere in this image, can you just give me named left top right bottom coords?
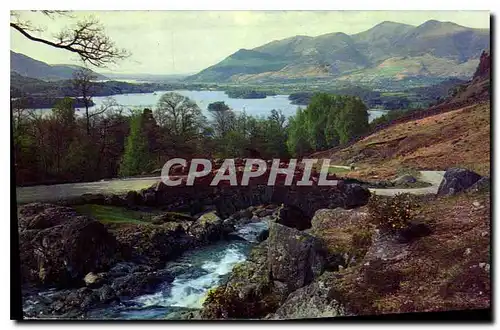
left=16, top=169, right=446, bottom=204
left=368, top=170, right=445, bottom=196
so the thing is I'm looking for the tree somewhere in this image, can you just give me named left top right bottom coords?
left=52, top=97, right=75, bottom=126
left=286, top=108, right=312, bottom=157
left=286, top=93, right=369, bottom=155
left=207, top=101, right=235, bottom=138
left=154, top=92, right=205, bottom=157
left=334, top=97, right=369, bottom=144
left=264, top=110, right=289, bottom=158
left=72, top=68, right=99, bottom=135
left=207, top=101, right=230, bottom=112
left=141, top=108, right=163, bottom=167
left=154, top=92, right=204, bottom=136
left=10, top=11, right=128, bottom=67
left=119, top=112, right=151, bottom=177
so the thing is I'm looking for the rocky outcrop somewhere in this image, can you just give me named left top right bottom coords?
left=201, top=222, right=328, bottom=319
left=22, top=263, right=174, bottom=319
left=18, top=203, right=78, bottom=231
left=437, top=168, right=482, bottom=196
left=473, top=50, right=491, bottom=80
left=267, top=223, right=327, bottom=293
left=201, top=241, right=282, bottom=319
left=467, top=176, right=491, bottom=193
left=275, top=204, right=311, bottom=230
left=308, top=207, right=374, bottom=268
left=310, top=208, right=370, bottom=233
left=266, top=272, right=345, bottom=320
left=18, top=205, right=119, bottom=287
left=112, top=222, right=195, bottom=268
left=109, top=269, right=173, bottom=299
left=188, top=211, right=234, bottom=244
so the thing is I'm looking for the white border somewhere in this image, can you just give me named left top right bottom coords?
left=2, top=1, right=497, bottom=329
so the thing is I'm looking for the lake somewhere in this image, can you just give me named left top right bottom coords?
left=79, top=90, right=389, bottom=123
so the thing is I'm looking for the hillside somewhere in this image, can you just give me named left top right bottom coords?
left=308, top=47, right=490, bottom=182
left=187, top=20, right=489, bottom=84
left=311, top=101, right=490, bottom=182
left=10, top=51, right=107, bottom=81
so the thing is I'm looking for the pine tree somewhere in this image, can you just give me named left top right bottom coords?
left=119, top=112, right=151, bottom=177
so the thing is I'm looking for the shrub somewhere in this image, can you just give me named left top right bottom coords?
left=351, top=224, right=375, bottom=260
left=367, top=193, right=420, bottom=233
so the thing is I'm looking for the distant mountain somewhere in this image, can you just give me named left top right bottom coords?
left=187, top=20, right=489, bottom=84
left=10, top=51, right=107, bottom=81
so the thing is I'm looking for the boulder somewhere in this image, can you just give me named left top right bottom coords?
left=188, top=211, right=233, bottom=244
left=437, top=168, right=482, bottom=196
left=339, top=184, right=371, bottom=209
left=113, top=223, right=195, bottom=268
left=20, top=215, right=119, bottom=287
left=18, top=204, right=77, bottom=231
left=18, top=203, right=59, bottom=218
left=266, top=272, right=345, bottom=319
left=40, top=287, right=101, bottom=318
left=466, top=176, right=491, bottom=193
left=83, top=272, right=106, bottom=288
left=309, top=208, right=373, bottom=269
left=18, top=229, right=41, bottom=283
left=276, top=205, right=311, bottom=230
left=201, top=241, right=286, bottom=319
left=267, top=222, right=327, bottom=292
left=110, top=270, right=173, bottom=298
left=395, top=221, right=432, bottom=244
left=256, top=229, right=269, bottom=242
left=310, top=208, right=369, bottom=233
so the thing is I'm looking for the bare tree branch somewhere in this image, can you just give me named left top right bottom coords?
left=37, top=10, right=72, bottom=17
left=10, top=14, right=129, bottom=67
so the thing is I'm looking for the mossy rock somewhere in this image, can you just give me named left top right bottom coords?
left=201, top=241, right=285, bottom=319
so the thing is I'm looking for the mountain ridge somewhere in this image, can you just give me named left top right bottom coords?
left=187, top=20, right=489, bottom=84
left=10, top=51, right=107, bottom=81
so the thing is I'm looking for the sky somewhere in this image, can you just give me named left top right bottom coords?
left=10, top=10, right=490, bottom=75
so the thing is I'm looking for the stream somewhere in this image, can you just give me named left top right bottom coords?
left=83, top=219, right=269, bottom=320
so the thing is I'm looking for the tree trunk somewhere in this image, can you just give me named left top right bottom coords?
left=85, top=105, right=90, bottom=136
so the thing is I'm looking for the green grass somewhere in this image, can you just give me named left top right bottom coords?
left=73, top=204, right=194, bottom=225
left=73, top=204, right=153, bottom=225
left=327, top=166, right=351, bottom=174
